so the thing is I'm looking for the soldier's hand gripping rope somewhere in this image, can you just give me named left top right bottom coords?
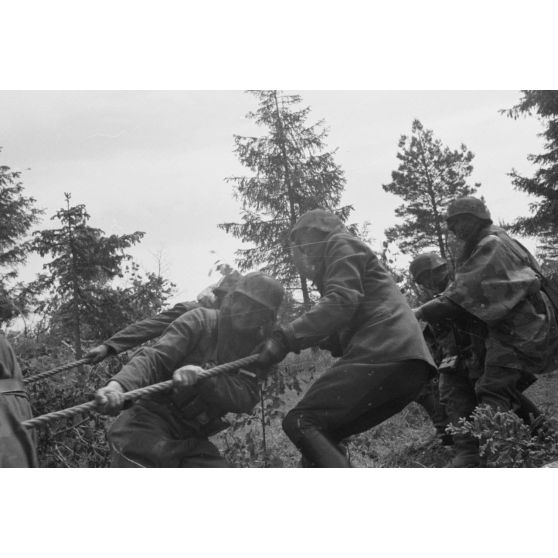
left=21, top=354, right=261, bottom=430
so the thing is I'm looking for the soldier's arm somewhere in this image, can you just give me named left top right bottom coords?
left=109, top=308, right=209, bottom=392
left=415, top=296, right=463, bottom=323
left=284, top=235, right=365, bottom=350
left=102, top=301, right=199, bottom=354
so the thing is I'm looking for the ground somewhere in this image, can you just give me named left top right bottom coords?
left=216, top=351, right=558, bottom=468
left=23, top=345, right=558, bottom=467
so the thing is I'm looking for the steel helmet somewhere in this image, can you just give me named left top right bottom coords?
left=233, top=272, right=284, bottom=313
left=446, top=196, right=492, bottom=222
left=290, top=209, right=345, bottom=242
left=213, top=270, right=242, bottom=297
left=409, top=252, right=447, bottom=281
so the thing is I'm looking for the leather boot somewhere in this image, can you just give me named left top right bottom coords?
left=515, top=393, right=541, bottom=427
left=300, top=442, right=350, bottom=467
left=297, top=428, right=350, bottom=468
left=436, top=426, right=454, bottom=446
left=445, top=435, right=482, bottom=468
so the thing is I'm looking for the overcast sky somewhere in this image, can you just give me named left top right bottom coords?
left=0, top=90, right=545, bottom=304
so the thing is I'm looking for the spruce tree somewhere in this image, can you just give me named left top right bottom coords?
left=0, top=148, right=43, bottom=282
left=30, top=194, right=144, bottom=361
left=504, top=90, right=558, bottom=265
left=219, top=90, right=351, bottom=306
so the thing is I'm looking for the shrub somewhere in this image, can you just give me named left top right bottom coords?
left=447, top=404, right=558, bottom=468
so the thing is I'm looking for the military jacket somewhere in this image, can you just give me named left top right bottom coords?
left=445, top=226, right=558, bottom=374
left=286, top=231, right=436, bottom=369
left=110, top=308, right=263, bottom=421
left=104, top=301, right=199, bottom=354
left=0, top=334, right=37, bottom=467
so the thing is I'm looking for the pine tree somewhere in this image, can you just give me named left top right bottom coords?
left=0, top=148, right=43, bottom=285
left=30, top=194, right=144, bottom=361
left=383, top=119, right=480, bottom=260
left=504, top=91, right=558, bottom=265
left=219, top=90, right=351, bottom=306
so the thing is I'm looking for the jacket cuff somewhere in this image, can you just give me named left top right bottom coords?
left=107, top=376, right=133, bottom=392
left=281, top=323, right=299, bottom=353
left=103, top=342, right=120, bottom=355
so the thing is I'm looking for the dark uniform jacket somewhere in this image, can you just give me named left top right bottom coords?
left=110, top=308, right=267, bottom=429
left=285, top=227, right=435, bottom=370
left=0, top=334, right=37, bottom=467
left=104, top=301, right=199, bottom=354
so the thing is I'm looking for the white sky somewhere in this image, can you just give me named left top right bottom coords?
left=4, top=0, right=558, bottom=551
left=0, top=90, right=545, bottom=304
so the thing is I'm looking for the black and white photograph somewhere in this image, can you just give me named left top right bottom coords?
left=2, top=89, right=558, bottom=470
left=2, top=2, right=557, bottom=557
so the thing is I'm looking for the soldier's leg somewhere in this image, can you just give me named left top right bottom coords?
left=475, top=365, right=530, bottom=413
left=414, top=377, right=451, bottom=444
left=515, top=393, right=541, bottom=426
left=108, top=400, right=228, bottom=467
left=282, top=359, right=430, bottom=467
left=441, top=371, right=480, bottom=467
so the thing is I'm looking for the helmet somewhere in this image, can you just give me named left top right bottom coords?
left=290, top=209, right=345, bottom=242
left=233, top=272, right=284, bottom=312
left=212, top=270, right=242, bottom=297
left=409, top=252, right=447, bottom=281
left=446, top=197, right=492, bottom=222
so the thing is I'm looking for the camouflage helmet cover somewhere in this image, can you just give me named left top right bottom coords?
left=409, top=252, right=447, bottom=281
left=212, top=270, right=242, bottom=297
left=233, top=272, right=284, bottom=312
left=446, top=196, right=492, bottom=222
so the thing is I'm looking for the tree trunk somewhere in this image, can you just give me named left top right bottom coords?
left=417, top=134, right=447, bottom=259
left=272, top=91, right=312, bottom=308
left=66, top=196, right=84, bottom=381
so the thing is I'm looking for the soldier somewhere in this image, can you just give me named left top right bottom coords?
left=409, top=253, right=452, bottom=445
left=94, top=272, right=283, bottom=467
left=415, top=197, right=558, bottom=466
left=85, top=271, right=241, bottom=363
left=0, top=295, right=37, bottom=467
left=258, top=209, right=436, bottom=467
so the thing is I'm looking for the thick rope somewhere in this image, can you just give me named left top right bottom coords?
left=22, top=354, right=260, bottom=430
left=24, top=358, right=90, bottom=385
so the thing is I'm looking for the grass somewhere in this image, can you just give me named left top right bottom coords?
left=20, top=339, right=558, bottom=468
left=217, top=352, right=558, bottom=468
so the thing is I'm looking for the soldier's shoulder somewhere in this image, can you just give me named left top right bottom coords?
left=476, top=233, right=505, bottom=254
left=173, top=306, right=218, bottom=326
left=327, top=231, right=371, bottom=253
left=478, top=233, right=502, bottom=246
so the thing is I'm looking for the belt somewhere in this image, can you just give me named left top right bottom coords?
left=0, top=378, right=27, bottom=395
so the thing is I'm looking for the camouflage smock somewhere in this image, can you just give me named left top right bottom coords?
left=444, top=225, right=558, bottom=374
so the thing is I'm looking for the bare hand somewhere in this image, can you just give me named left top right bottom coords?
left=173, top=365, right=203, bottom=390
left=95, top=381, right=125, bottom=415
left=85, top=344, right=110, bottom=364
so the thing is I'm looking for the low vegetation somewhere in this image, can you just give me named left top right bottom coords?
left=14, top=337, right=558, bottom=468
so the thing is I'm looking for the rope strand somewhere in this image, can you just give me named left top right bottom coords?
left=22, top=354, right=260, bottom=430
left=24, top=358, right=90, bottom=385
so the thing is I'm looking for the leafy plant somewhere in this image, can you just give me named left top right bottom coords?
left=448, top=404, right=558, bottom=468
